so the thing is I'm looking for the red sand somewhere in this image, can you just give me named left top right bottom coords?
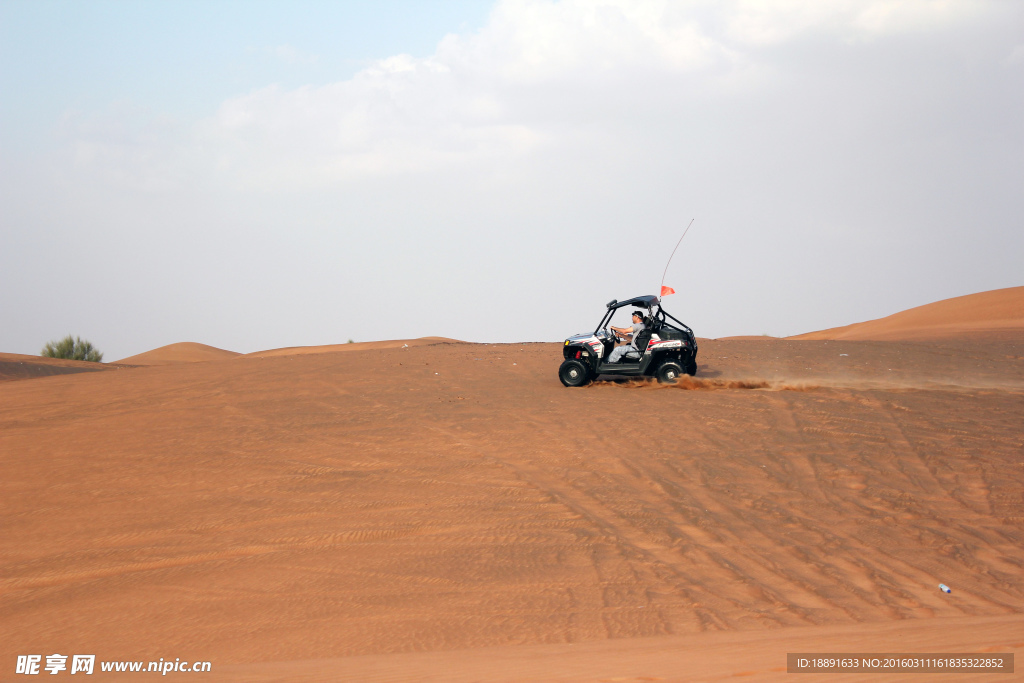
left=115, top=342, right=241, bottom=366
left=790, top=286, right=1024, bottom=341
left=3, top=295, right=1023, bottom=681
left=242, top=337, right=463, bottom=359
left=0, top=352, right=113, bottom=382
left=218, top=615, right=1024, bottom=682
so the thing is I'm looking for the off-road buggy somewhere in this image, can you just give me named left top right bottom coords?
left=558, top=295, right=698, bottom=387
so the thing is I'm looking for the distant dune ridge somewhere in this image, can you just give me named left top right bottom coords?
left=114, top=342, right=241, bottom=366
left=790, top=285, right=1024, bottom=341
left=0, top=352, right=112, bottom=382
left=242, top=337, right=462, bottom=359
left=112, top=337, right=462, bottom=365
left=40, top=287, right=1024, bottom=368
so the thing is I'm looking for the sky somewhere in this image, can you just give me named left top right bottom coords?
left=2, top=0, right=1022, bottom=360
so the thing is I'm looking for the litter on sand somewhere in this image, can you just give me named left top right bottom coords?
left=939, top=583, right=952, bottom=593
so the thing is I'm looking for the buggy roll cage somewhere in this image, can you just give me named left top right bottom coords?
left=593, top=295, right=695, bottom=339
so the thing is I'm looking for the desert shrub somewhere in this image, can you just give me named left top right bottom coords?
left=41, top=335, right=104, bottom=362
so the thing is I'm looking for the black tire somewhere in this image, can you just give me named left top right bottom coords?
left=559, top=359, right=591, bottom=387
left=656, top=360, right=683, bottom=384
left=685, top=359, right=697, bottom=376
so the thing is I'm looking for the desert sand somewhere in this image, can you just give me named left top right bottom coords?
left=241, top=337, right=463, bottom=359
left=115, top=342, right=242, bottom=366
left=789, top=286, right=1024, bottom=342
left=2, top=293, right=1023, bottom=681
left=0, top=352, right=115, bottom=382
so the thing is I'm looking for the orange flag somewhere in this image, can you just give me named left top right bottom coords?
left=661, top=285, right=676, bottom=296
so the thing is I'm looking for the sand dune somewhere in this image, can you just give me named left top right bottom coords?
left=242, top=336, right=462, bottom=359
left=0, top=352, right=113, bottom=382
left=791, top=286, right=1024, bottom=341
left=114, top=342, right=241, bottom=366
left=714, top=334, right=778, bottom=341
left=112, top=337, right=460, bottom=366
left=2, top=336, right=1022, bottom=680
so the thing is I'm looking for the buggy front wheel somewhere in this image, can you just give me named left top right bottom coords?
left=559, top=360, right=591, bottom=387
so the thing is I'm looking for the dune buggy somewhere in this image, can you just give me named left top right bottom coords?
left=558, top=295, right=698, bottom=387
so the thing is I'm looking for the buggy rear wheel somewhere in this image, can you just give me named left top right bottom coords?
left=558, top=359, right=591, bottom=387
left=656, top=360, right=683, bottom=384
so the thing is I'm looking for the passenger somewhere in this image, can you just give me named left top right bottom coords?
left=608, top=311, right=646, bottom=363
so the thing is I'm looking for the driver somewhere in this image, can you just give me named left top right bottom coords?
left=608, top=311, right=646, bottom=363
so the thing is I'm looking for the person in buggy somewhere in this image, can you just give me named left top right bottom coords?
left=607, top=310, right=647, bottom=363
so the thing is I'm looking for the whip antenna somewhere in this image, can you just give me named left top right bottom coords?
left=660, top=218, right=694, bottom=296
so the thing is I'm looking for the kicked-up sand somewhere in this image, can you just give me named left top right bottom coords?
left=2, top=290, right=1023, bottom=681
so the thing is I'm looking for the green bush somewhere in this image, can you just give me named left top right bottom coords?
left=41, top=335, right=104, bottom=362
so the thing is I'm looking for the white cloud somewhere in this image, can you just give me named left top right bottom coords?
left=437, top=0, right=737, bottom=81
left=198, top=67, right=545, bottom=189
left=62, top=0, right=1003, bottom=191
left=725, top=0, right=989, bottom=45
